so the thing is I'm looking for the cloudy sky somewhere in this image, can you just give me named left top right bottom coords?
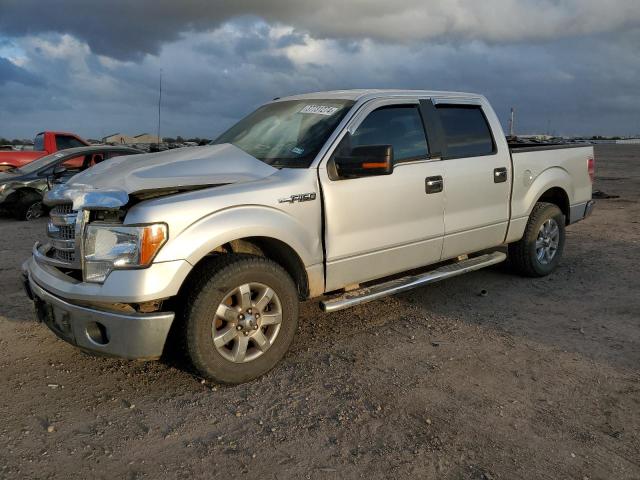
left=1, top=0, right=639, bottom=140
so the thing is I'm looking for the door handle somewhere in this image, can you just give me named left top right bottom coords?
left=494, top=167, right=508, bottom=183
left=425, top=176, right=443, bottom=194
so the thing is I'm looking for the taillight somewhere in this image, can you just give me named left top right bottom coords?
left=588, top=156, right=595, bottom=183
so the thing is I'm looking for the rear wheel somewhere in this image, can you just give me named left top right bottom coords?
left=181, top=254, right=299, bottom=384
left=508, top=202, right=565, bottom=277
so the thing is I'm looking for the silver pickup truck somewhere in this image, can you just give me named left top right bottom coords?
left=22, top=90, right=595, bottom=383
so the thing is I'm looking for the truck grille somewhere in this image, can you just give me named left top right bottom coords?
left=53, top=203, right=73, bottom=214
left=47, top=204, right=79, bottom=266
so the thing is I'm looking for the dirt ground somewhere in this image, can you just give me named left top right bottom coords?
left=0, top=145, right=638, bottom=480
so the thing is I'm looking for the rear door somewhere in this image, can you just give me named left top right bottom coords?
left=319, top=98, right=445, bottom=291
left=431, top=99, right=511, bottom=259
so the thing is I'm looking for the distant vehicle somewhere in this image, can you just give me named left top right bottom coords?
left=0, top=131, right=90, bottom=172
left=0, top=145, right=16, bottom=151
left=22, top=89, right=596, bottom=384
left=148, top=143, right=169, bottom=153
left=0, top=145, right=139, bottom=220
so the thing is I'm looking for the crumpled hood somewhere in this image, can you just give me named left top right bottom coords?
left=68, top=143, right=277, bottom=192
left=45, top=144, right=278, bottom=209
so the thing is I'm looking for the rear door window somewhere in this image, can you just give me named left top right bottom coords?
left=350, top=106, right=429, bottom=163
left=436, top=105, right=495, bottom=158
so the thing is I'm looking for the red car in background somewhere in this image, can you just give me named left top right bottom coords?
left=0, top=131, right=90, bottom=172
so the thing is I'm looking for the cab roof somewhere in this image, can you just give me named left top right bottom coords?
left=275, top=89, right=481, bottom=102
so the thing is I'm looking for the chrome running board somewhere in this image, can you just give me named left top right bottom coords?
left=320, top=251, right=506, bottom=313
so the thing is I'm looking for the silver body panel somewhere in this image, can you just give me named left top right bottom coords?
left=25, top=89, right=594, bottom=359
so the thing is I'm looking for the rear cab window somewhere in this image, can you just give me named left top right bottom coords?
left=435, top=105, right=495, bottom=159
left=56, top=135, right=86, bottom=150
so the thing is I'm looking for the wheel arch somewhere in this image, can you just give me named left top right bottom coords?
left=506, top=167, right=573, bottom=243
left=536, top=186, right=570, bottom=225
left=518, top=167, right=574, bottom=221
left=4, top=186, right=43, bottom=205
left=191, top=236, right=311, bottom=300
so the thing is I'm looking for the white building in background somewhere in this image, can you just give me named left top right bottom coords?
left=133, top=133, right=161, bottom=143
left=102, top=133, right=137, bottom=144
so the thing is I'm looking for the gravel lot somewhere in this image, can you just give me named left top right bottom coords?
left=0, top=145, right=638, bottom=479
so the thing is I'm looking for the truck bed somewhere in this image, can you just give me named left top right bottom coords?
left=508, top=141, right=592, bottom=153
left=507, top=142, right=594, bottom=237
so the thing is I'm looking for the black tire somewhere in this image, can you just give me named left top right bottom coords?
left=14, top=191, right=45, bottom=221
left=180, top=254, right=299, bottom=384
left=509, top=202, right=566, bottom=277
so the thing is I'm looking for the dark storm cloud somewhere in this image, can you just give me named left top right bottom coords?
left=2, top=1, right=640, bottom=60
left=0, top=2, right=639, bottom=138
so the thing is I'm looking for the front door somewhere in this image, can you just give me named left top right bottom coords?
left=319, top=101, right=445, bottom=292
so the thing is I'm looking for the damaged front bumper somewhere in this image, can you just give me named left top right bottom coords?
left=22, top=268, right=175, bottom=360
left=21, top=245, right=191, bottom=360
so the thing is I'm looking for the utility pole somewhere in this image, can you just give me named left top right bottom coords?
left=508, top=107, right=515, bottom=136
left=157, top=69, right=162, bottom=144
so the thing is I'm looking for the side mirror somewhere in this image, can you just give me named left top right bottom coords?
left=334, top=145, right=394, bottom=178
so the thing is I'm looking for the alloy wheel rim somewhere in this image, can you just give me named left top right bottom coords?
left=535, top=218, right=560, bottom=265
left=211, top=282, right=283, bottom=363
left=25, top=202, right=43, bottom=220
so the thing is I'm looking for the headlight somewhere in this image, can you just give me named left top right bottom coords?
left=83, top=223, right=167, bottom=283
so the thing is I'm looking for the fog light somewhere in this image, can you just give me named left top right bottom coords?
left=86, top=321, right=109, bottom=345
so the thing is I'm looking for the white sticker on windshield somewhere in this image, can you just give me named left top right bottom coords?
left=299, top=105, right=339, bottom=116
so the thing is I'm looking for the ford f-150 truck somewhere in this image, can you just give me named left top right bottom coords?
left=0, top=131, right=89, bottom=172
left=22, top=90, right=595, bottom=383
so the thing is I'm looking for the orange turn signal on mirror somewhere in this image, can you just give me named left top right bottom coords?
left=140, top=224, right=167, bottom=265
left=362, top=162, right=388, bottom=169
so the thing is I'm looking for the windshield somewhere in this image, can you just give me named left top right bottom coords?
left=213, top=99, right=354, bottom=168
left=34, top=133, right=45, bottom=151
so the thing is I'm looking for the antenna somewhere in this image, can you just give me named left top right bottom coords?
left=508, top=107, right=515, bottom=136
left=157, top=69, right=162, bottom=144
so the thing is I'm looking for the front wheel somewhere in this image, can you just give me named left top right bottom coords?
left=181, top=254, right=299, bottom=384
left=508, top=202, right=566, bottom=277
left=14, top=192, right=45, bottom=221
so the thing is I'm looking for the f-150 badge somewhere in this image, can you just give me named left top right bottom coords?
left=278, top=192, right=317, bottom=203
